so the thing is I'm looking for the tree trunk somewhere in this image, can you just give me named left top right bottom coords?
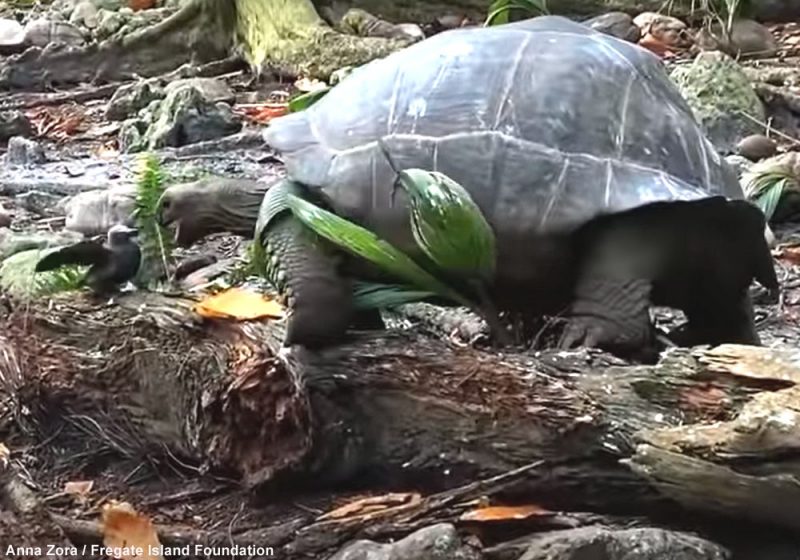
left=2, top=292, right=800, bottom=532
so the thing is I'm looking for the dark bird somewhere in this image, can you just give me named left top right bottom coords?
left=35, top=224, right=141, bottom=295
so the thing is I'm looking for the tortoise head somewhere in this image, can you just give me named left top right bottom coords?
left=158, top=178, right=269, bottom=247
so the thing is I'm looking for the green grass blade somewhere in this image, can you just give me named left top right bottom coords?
left=287, top=194, right=472, bottom=307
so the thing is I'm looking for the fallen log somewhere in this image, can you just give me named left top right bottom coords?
left=1, top=290, right=798, bottom=535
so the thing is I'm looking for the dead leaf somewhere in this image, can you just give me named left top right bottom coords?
left=102, top=501, right=163, bottom=560
left=638, top=33, right=678, bottom=58
left=233, top=102, right=289, bottom=124
left=64, top=480, right=94, bottom=496
left=318, top=493, right=422, bottom=521
left=194, top=288, right=285, bottom=321
left=460, top=504, right=554, bottom=522
left=130, top=0, right=156, bottom=10
left=0, top=442, right=9, bottom=466
left=776, top=244, right=800, bottom=265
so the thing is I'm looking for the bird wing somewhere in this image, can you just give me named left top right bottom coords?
left=35, top=241, right=111, bottom=272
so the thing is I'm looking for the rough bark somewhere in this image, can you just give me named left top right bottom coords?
left=2, top=291, right=800, bottom=533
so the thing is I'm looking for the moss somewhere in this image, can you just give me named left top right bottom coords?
left=670, top=51, right=764, bottom=152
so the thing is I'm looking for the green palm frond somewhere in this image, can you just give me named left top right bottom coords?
left=743, top=166, right=796, bottom=222
left=1, top=248, right=86, bottom=298
left=395, top=168, right=496, bottom=284
left=286, top=193, right=473, bottom=307
left=484, top=0, right=549, bottom=26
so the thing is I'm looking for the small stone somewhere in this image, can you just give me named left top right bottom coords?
left=6, top=136, right=45, bottom=166
left=329, top=524, right=480, bottom=560
left=0, top=111, right=33, bottom=142
left=737, top=134, right=778, bottom=162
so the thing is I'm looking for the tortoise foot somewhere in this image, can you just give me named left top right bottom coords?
left=560, top=277, right=654, bottom=353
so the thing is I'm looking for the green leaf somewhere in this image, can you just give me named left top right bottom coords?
left=286, top=194, right=472, bottom=307
left=396, top=168, right=496, bottom=283
left=1, top=248, right=86, bottom=298
left=743, top=165, right=796, bottom=223
left=352, top=282, right=437, bottom=309
left=133, top=152, right=173, bottom=286
left=485, top=0, right=549, bottom=26
left=289, top=87, right=332, bottom=113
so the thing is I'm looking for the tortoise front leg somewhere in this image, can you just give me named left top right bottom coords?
left=263, top=214, right=356, bottom=349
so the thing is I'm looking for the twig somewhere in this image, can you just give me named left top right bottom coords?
left=737, top=110, right=800, bottom=146
left=0, top=83, right=121, bottom=111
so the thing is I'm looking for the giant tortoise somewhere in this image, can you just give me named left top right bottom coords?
left=159, top=15, right=779, bottom=353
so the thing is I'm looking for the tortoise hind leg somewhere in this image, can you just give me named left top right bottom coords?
left=559, top=276, right=655, bottom=355
left=264, top=215, right=356, bottom=349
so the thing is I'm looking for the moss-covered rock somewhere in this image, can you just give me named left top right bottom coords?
left=670, top=51, right=765, bottom=154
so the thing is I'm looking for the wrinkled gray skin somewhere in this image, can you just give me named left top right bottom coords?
left=159, top=16, right=779, bottom=354
left=159, top=177, right=269, bottom=245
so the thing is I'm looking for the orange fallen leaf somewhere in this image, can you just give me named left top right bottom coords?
left=102, top=501, right=162, bottom=559
left=233, top=102, right=289, bottom=124
left=194, top=288, right=285, bottom=321
left=776, top=245, right=800, bottom=265
left=130, top=0, right=156, bottom=10
left=64, top=480, right=94, bottom=496
left=638, top=33, right=678, bottom=58
left=460, top=504, right=553, bottom=522
left=318, top=493, right=422, bottom=521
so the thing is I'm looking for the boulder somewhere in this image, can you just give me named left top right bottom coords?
left=163, top=77, right=235, bottom=105
left=0, top=17, right=25, bottom=54
left=5, top=136, right=46, bottom=166
left=329, top=524, right=481, bottom=560
left=105, top=78, right=165, bottom=121
left=670, top=51, right=765, bottom=154
left=513, top=527, right=731, bottom=560
left=695, top=19, right=778, bottom=59
left=583, top=12, right=640, bottom=43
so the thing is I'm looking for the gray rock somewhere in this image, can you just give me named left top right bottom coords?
left=0, top=228, right=83, bottom=261
left=583, top=12, right=640, bottom=43
left=106, top=79, right=165, bottom=121
left=163, top=77, right=235, bottom=105
left=15, top=190, right=63, bottom=216
left=516, top=527, right=730, bottom=560
left=0, top=205, right=10, bottom=229
left=96, top=8, right=124, bottom=38
left=0, top=111, right=34, bottom=142
left=70, top=0, right=100, bottom=29
left=23, top=18, right=85, bottom=47
left=670, top=51, right=765, bottom=154
left=6, top=136, right=45, bottom=166
left=0, top=17, right=25, bottom=53
left=63, top=184, right=138, bottom=236
left=142, top=86, right=242, bottom=151
left=329, top=524, right=481, bottom=560
left=117, top=119, right=145, bottom=153
left=695, top=19, right=778, bottom=59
